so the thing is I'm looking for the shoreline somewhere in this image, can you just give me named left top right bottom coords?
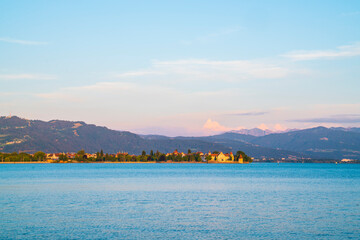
left=0, top=161, right=244, bottom=164
left=0, top=161, right=358, bottom=164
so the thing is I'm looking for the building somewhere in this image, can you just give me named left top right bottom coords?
left=238, top=154, right=243, bottom=163
left=207, top=152, right=234, bottom=162
left=46, top=153, right=60, bottom=161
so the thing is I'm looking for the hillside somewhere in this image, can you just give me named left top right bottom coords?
left=1, top=116, right=360, bottom=160
left=250, top=127, right=360, bottom=159
left=0, top=116, right=230, bottom=154
left=175, top=134, right=306, bottom=159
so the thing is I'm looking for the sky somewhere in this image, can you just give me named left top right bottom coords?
left=1, top=0, right=360, bottom=136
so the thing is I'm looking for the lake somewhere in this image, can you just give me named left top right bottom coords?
left=0, top=163, right=359, bottom=239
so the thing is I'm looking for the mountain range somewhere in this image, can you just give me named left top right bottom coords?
left=1, top=116, right=360, bottom=160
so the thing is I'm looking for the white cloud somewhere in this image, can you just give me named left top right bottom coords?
left=257, top=123, right=269, bottom=130
left=203, top=119, right=231, bottom=132
left=283, top=42, right=360, bottom=61
left=274, top=123, right=286, bottom=131
left=203, top=118, right=244, bottom=133
left=74, top=81, right=133, bottom=91
left=35, top=92, right=81, bottom=103
left=0, top=74, right=56, bottom=80
left=113, top=59, right=289, bottom=83
left=0, top=37, right=48, bottom=45
left=114, top=71, right=163, bottom=78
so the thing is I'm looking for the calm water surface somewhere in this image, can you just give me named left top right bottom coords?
left=0, top=163, right=359, bottom=239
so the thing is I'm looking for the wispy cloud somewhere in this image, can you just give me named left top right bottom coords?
left=289, top=114, right=360, bottom=123
left=114, top=71, right=163, bottom=78
left=225, top=111, right=268, bottom=116
left=0, top=37, right=48, bottom=45
left=105, top=59, right=291, bottom=95
left=149, top=59, right=289, bottom=81
left=0, top=92, right=23, bottom=97
left=70, top=81, right=133, bottom=91
left=36, top=92, right=81, bottom=102
left=283, top=42, right=360, bottom=61
left=0, top=74, right=56, bottom=80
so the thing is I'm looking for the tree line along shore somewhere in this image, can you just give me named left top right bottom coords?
left=0, top=149, right=252, bottom=163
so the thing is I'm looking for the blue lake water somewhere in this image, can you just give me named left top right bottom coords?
left=0, top=163, right=359, bottom=239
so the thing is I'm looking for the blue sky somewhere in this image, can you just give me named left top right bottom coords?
left=1, top=0, right=360, bottom=136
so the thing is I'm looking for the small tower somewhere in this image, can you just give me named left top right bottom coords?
left=238, top=154, right=244, bottom=164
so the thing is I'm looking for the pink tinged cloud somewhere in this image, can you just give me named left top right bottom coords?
left=257, top=123, right=269, bottom=131
left=274, top=123, right=286, bottom=131
left=203, top=119, right=244, bottom=133
left=203, top=119, right=230, bottom=132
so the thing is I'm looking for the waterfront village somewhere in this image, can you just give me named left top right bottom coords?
left=0, top=149, right=252, bottom=163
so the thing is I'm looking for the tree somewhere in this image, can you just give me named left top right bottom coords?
left=158, top=154, right=166, bottom=162
left=142, top=150, right=146, bottom=156
left=236, top=150, right=252, bottom=163
left=118, top=154, right=126, bottom=162
left=59, top=153, right=68, bottom=161
left=125, top=154, right=132, bottom=162
left=187, top=149, right=191, bottom=154
left=150, top=150, right=154, bottom=156
left=34, top=151, right=46, bottom=161
left=76, top=149, right=86, bottom=161
left=77, top=149, right=85, bottom=156
left=175, top=155, right=182, bottom=162
left=19, top=152, right=31, bottom=162
left=140, top=154, right=147, bottom=162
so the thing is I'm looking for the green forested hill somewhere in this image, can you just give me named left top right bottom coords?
left=0, top=116, right=230, bottom=154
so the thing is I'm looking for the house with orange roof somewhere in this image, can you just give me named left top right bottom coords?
left=167, top=150, right=186, bottom=157
left=207, top=151, right=234, bottom=162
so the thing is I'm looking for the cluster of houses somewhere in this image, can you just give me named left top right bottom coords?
left=46, top=152, right=96, bottom=161
left=45, top=150, right=245, bottom=163
left=166, top=150, right=244, bottom=163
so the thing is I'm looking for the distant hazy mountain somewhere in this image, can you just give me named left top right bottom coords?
left=179, top=134, right=307, bottom=159
left=142, top=132, right=304, bottom=158
left=1, top=116, right=360, bottom=160
left=229, top=128, right=273, bottom=136
left=330, top=127, right=360, bottom=134
left=229, top=128, right=298, bottom=136
left=250, top=127, right=360, bottom=159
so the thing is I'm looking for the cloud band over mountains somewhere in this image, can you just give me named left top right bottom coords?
left=290, top=114, right=360, bottom=123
